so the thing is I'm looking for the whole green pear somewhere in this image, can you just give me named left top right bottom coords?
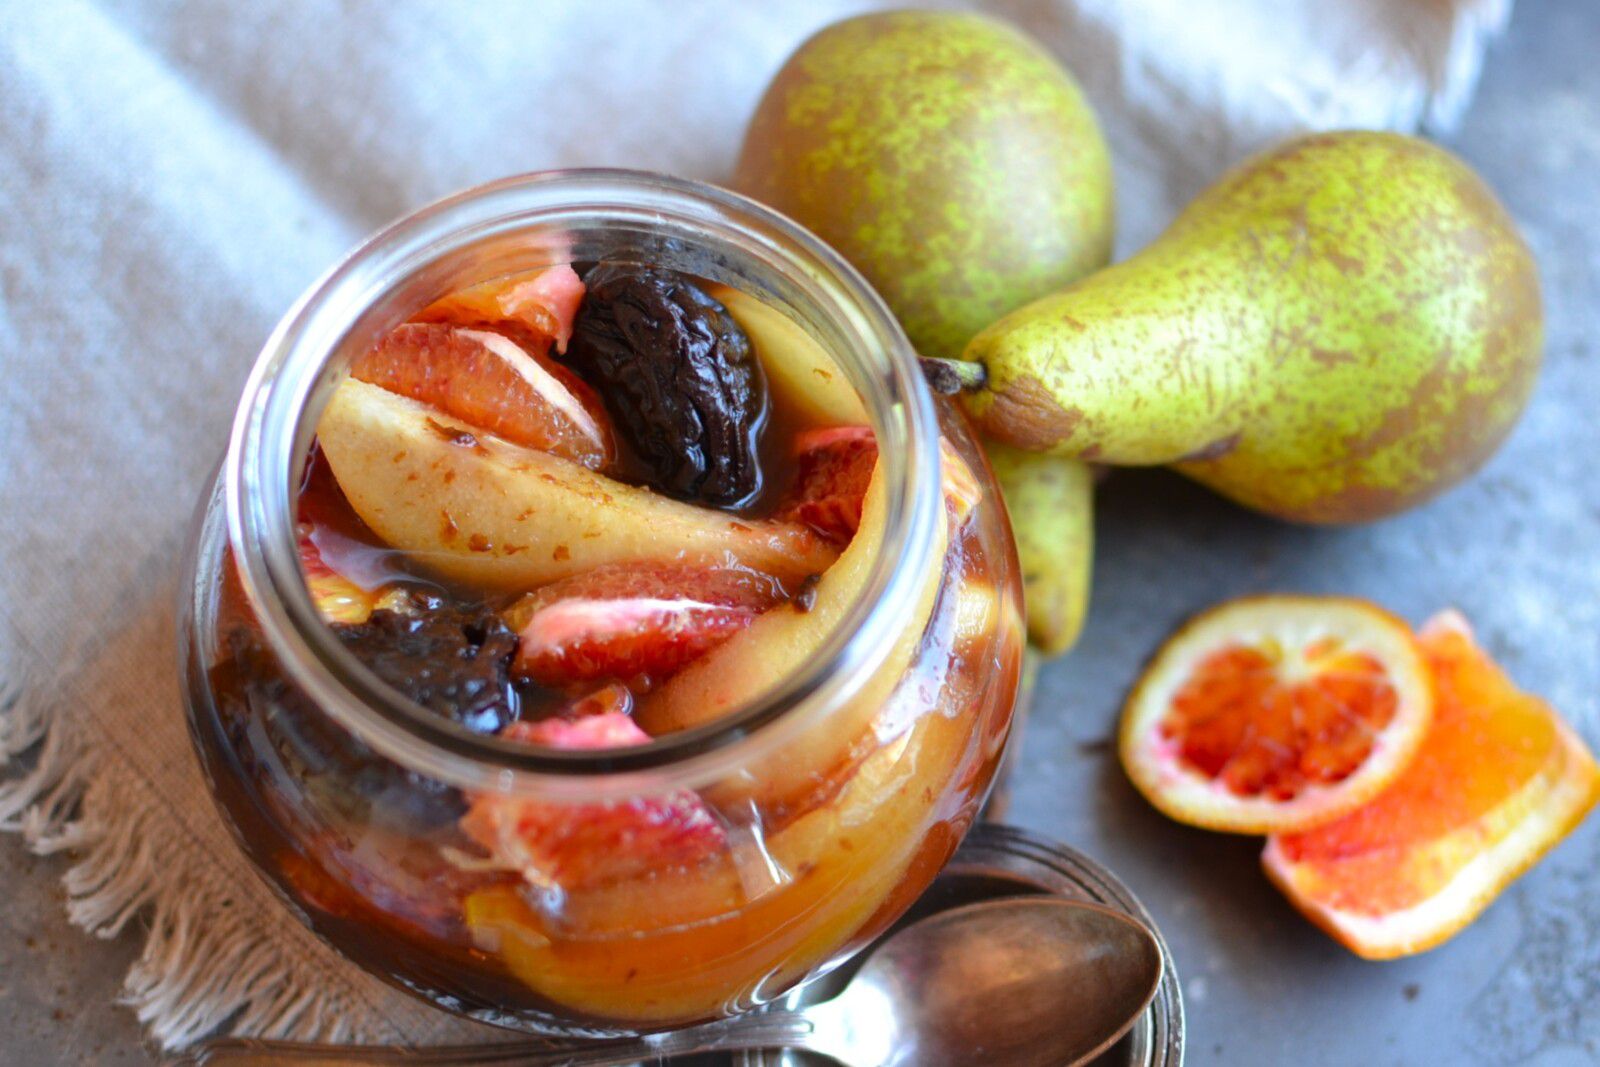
left=732, top=9, right=1114, bottom=362
left=733, top=10, right=1111, bottom=654
left=961, top=131, right=1543, bottom=523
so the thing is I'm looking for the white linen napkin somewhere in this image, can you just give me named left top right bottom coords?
left=0, top=0, right=1512, bottom=1049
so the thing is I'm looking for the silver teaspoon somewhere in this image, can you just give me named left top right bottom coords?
left=176, top=897, right=1164, bottom=1067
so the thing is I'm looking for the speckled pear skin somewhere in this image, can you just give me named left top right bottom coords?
left=987, top=443, right=1093, bottom=655
left=963, top=132, right=1544, bottom=523
left=732, top=10, right=1114, bottom=362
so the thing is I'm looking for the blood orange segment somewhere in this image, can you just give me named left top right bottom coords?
left=295, top=449, right=402, bottom=624
left=776, top=426, right=877, bottom=543
left=351, top=322, right=613, bottom=467
left=505, top=562, right=785, bottom=689
left=296, top=524, right=409, bottom=625
left=776, top=425, right=983, bottom=544
left=298, top=528, right=376, bottom=624
left=1263, top=611, right=1600, bottom=959
left=499, top=708, right=646, bottom=750
left=459, top=711, right=727, bottom=890
left=1120, top=595, right=1434, bottom=834
left=415, top=264, right=586, bottom=354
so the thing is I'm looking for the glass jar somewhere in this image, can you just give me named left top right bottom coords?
left=178, top=170, right=1024, bottom=1035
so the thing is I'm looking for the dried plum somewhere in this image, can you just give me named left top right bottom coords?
left=335, top=594, right=521, bottom=735
left=215, top=620, right=466, bottom=830
left=566, top=262, right=767, bottom=506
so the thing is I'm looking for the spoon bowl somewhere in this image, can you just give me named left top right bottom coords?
left=805, top=897, right=1165, bottom=1067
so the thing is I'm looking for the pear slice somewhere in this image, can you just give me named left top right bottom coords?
left=709, top=284, right=868, bottom=426
left=316, top=378, right=839, bottom=591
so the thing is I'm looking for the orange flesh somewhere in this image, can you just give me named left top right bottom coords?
left=1271, top=624, right=1570, bottom=915
left=1163, top=639, right=1399, bottom=800
left=298, top=528, right=384, bottom=624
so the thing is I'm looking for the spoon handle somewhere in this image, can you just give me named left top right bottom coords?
left=178, top=1012, right=817, bottom=1066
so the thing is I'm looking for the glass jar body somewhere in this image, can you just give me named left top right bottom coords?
left=182, top=415, right=1020, bottom=1033
left=179, top=171, right=1023, bottom=1034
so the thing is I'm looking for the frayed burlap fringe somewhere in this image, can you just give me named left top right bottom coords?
left=0, top=675, right=82, bottom=839
left=0, top=675, right=368, bottom=1049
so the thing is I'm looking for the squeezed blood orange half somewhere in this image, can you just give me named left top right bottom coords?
left=1263, top=611, right=1600, bottom=959
left=1119, top=595, right=1435, bottom=834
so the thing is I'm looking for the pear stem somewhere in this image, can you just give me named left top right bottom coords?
left=919, top=356, right=987, bottom=395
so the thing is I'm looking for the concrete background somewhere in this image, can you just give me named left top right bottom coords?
left=2, top=3, right=1597, bottom=1063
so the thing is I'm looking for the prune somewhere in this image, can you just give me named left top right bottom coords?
left=215, top=619, right=466, bottom=830
left=335, top=593, right=521, bottom=735
left=566, top=263, right=767, bottom=506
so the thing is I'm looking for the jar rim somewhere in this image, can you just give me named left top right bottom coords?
left=223, top=168, right=944, bottom=798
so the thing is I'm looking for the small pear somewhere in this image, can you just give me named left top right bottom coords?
left=733, top=10, right=1110, bottom=652
left=961, top=131, right=1543, bottom=523
left=733, top=9, right=1112, bottom=363
left=986, top=444, right=1093, bottom=655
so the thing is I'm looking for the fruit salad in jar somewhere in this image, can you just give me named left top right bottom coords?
left=187, top=180, right=1022, bottom=1034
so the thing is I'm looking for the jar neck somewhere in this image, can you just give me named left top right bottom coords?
left=224, top=169, right=943, bottom=800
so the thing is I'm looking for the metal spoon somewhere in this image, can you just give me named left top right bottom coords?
left=178, top=897, right=1164, bottom=1066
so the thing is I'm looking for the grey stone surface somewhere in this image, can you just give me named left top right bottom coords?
left=2, top=4, right=1596, bottom=1064
left=1009, top=6, right=1600, bottom=1066
left=0, top=836, right=150, bottom=1063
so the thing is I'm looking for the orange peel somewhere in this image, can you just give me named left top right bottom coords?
left=1262, top=611, right=1600, bottom=959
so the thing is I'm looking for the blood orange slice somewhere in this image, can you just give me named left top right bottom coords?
left=775, top=426, right=878, bottom=544
left=1262, top=611, right=1600, bottom=959
left=296, top=525, right=409, bottom=625
left=504, top=562, right=784, bottom=689
left=1120, top=595, right=1434, bottom=834
left=351, top=323, right=613, bottom=467
left=461, top=710, right=727, bottom=890
left=774, top=426, right=984, bottom=545
left=415, top=264, right=586, bottom=354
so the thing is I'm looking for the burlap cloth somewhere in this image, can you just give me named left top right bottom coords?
left=0, top=0, right=1511, bottom=1049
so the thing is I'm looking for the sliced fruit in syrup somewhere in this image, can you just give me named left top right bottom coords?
left=414, top=264, right=586, bottom=355
left=775, top=426, right=878, bottom=544
left=352, top=322, right=612, bottom=468
left=505, top=562, right=784, bottom=689
left=776, top=426, right=983, bottom=544
left=316, top=379, right=839, bottom=591
left=638, top=448, right=957, bottom=815
left=459, top=712, right=727, bottom=891
left=709, top=283, right=867, bottom=427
